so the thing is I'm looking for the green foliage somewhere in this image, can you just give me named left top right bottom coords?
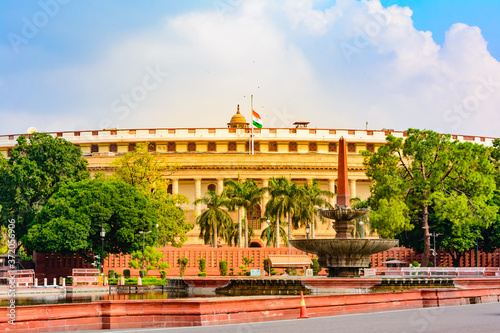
left=108, top=277, right=167, bottom=286
left=23, top=179, right=156, bottom=259
left=412, top=261, right=420, bottom=267
left=178, top=257, right=189, bottom=277
left=139, top=270, right=147, bottom=278
left=112, top=143, right=192, bottom=247
left=123, top=269, right=131, bottom=278
left=128, top=246, right=171, bottom=275
left=198, top=272, right=207, bottom=277
left=260, top=218, right=288, bottom=247
left=310, top=258, right=321, bottom=276
left=159, top=270, right=167, bottom=279
left=229, top=267, right=234, bottom=276
left=197, top=258, right=206, bottom=273
left=219, top=260, right=228, bottom=276
left=108, top=270, right=116, bottom=279
left=224, top=178, right=266, bottom=247
left=243, top=256, right=254, bottom=266
left=362, top=129, right=498, bottom=266
left=0, top=132, right=90, bottom=249
left=237, top=264, right=247, bottom=276
left=285, top=268, right=297, bottom=276
left=194, top=191, right=233, bottom=248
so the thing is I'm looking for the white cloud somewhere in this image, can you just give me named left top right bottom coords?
left=1, top=0, right=499, bottom=137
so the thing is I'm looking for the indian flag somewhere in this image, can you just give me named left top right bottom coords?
left=252, top=110, right=263, bottom=128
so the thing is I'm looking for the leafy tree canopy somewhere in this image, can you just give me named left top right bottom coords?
left=24, top=179, right=156, bottom=259
left=128, top=246, right=170, bottom=271
left=0, top=132, right=89, bottom=247
left=362, top=129, right=497, bottom=266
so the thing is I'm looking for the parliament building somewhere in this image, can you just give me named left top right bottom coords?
left=1, top=107, right=496, bottom=246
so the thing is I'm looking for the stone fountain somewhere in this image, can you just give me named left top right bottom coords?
left=290, top=137, right=398, bottom=277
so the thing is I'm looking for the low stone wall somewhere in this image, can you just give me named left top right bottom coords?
left=1, top=287, right=500, bottom=332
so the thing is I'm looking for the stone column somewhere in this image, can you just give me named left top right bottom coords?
left=337, top=137, right=350, bottom=206
left=328, top=179, right=336, bottom=205
left=194, top=178, right=202, bottom=216
left=349, top=179, right=357, bottom=200
left=171, top=178, right=179, bottom=195
left=262, top=178, right=269, bottom=211
left=216, top=178, right=224, bottom=195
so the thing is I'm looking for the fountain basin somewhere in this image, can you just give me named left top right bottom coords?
left=290, top=239, right=399, bottom=277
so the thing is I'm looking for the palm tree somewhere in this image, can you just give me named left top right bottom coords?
left=300, top=180, right=334, bottom=239
left=194, top=191, right=233, bottom=248
left=224, top=179, right=266, bottom=247
left=260, top=217, right=288, bottom=247
left=225, top=221, right=255, bottom=247
left=265, top=176, right=303, bottom=247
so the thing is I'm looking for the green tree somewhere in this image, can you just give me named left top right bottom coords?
left=260, top=217, right=288, bottom=247
left=23, top=179, right=156, bottom=259
left=224, top=178, right=266, bottom=247
left=128, top=246, right=170, bottom=276
left=224, top=221, right=254, bottom=247
left=178, top=257, right=189, bottom=277
left=362, top=129, right=497, bottom=266
left=194, top=191, right=233, bottom=248
left=0, top=133, right=89, bottom=249
left=297, top=180, right=333, bottom=238
left=265, top=177, right=303, bottom=247
left=112, top=143, right=192, bottom=247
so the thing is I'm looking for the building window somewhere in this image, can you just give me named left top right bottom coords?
left=348, top=143, right=356, bottom=153
left=57, top=132, right=63, bottom=137
left=329, top=142, right=337, bottom=152
left=92, top=131, right=98, bottom=136
left=188, top=142, right=196, bottom=152
left=247, top=204, right=262, bottom=230
left=7, top=149, right=12, bottom=157
left=309, top=129, right=316, bottom=134
left=208, top=184, right=216, bottom=192
left=129, top=130, right=136, bottom=135
left=289, top=142, right=297, bottom=152
left=168, top=129, right=175, bottom=134
left=149, top=129, right=156, bottom=134
left=269, top=141, right=278, bottom=152
left=128, top=143, right=136, bottom=152
left=9, top=135, right=14, bottom=140
left=348, top=130, right=355, bottom=135
left=168, top=142, right=176, bottom=152
left=366, top=143, right=374, bottom=153
left=188, top=129, right=196, bottom=134
left=110, top=144, right=118, bottom=153
left=269, top=129, right=276, bottom=134
left=74, top=132, right=80, bottom=136
left=148, top=143, right=156, bottom=152
left=91, top=144, right=99, bottom=153
left=167, top=184, right=173, bottom=194
left=228, top=142, right=237, bottom=152
left=254, top=142, right=260, bottom=152
left=110, top=130, right=117, bottom=135
left=209, top=129, right=216, bottom=134
left=309, top=142, right=317, bottom=152
left=208, top=142, right=216, bottom=152
left=289, top=129, right=296, bottom=134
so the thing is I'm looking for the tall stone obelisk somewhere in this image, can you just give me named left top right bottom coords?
left=336, top=137, right=350, bottom=206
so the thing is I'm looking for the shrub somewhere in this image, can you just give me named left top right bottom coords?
left=243, top=256, right=254, bottom=266
left=178, top=257, right=189, bottom=277
left=229, top=267, right=234, bottom=276
left=219, top=260, right=228, bottom=276
left=198, top=272, right=207, bottom=277
left=139, top=270, right=147, bottom=278
left=108, top=270, right=116, bottom=279
left=311, top=258, right=321, bottom=276
left=197, top=258, right=206, bottom=273
left=160, top=270, right=167, bottom=279
left=116, top=273, right=122, bottom=278
left=412, top=261, right=420, bottom=267
left=123, top=269, right=131, bottom=278
left=108, top=278, right=118, bottom=285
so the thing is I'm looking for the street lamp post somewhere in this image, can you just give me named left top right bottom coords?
left=430, top=231, right=442, bottom=267
left=100, top=227, right=106, bottom=276
left=138, top=230, right=152, bottom=277
left=156, top=224, right=159, bottom=248
left=305, top=224, right=310, bottom=240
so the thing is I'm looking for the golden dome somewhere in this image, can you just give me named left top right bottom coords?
left=228, top=105, right=248, bottom=128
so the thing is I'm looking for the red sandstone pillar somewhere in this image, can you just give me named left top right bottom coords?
left=336, top=137, right=350, bottom=206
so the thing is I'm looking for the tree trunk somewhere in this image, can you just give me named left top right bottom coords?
left=288, top=213, right=292, bottom=248
left=451, top=251, right=463, bottom=267
left=244, top=209, right=248, bottom=248
left=237, top=208, right=242, bottom=248
left=311, top=217, right=315, bottom=239
left=214, top=223, right=217, bottom=249
left=421, top=204, right=431, bottom=267
left=276, top=217, right=280, bottom=248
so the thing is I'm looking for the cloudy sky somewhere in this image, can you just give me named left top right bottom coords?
left=1, top=0, right=500, bottom=137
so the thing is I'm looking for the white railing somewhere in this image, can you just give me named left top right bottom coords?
left=363, top=267, right=500, bottom=277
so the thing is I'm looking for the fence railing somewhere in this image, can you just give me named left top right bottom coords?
left=363, top=267, right=500, bottom=277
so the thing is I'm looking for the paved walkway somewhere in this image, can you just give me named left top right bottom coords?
left=75, top=302, right=500, bottom=333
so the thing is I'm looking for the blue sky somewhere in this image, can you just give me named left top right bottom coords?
left=1, top=0, right=500, bottom=137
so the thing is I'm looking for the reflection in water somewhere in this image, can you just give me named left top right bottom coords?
left=0, top=291, right=189, bottom=307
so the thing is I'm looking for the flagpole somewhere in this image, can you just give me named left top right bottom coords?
left=251, top=95, right=254, bottom=155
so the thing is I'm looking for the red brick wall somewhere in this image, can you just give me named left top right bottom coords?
left=34, top=246, right=500, bottom=280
